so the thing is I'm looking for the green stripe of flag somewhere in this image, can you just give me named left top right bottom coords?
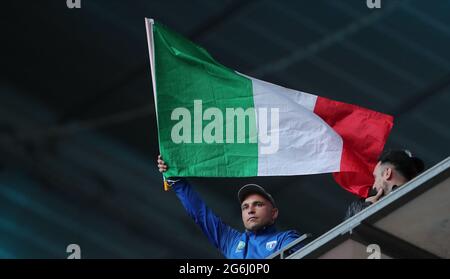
left=153, top=22, right=258, bottom=177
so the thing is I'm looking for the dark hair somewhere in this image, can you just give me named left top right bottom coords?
left=378, top=150, right=425, bottom=181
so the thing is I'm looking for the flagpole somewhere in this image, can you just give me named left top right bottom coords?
left=145, top=18, right=169, bottom=191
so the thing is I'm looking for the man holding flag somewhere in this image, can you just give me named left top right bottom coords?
left=158, top=156, right=302, bottom=259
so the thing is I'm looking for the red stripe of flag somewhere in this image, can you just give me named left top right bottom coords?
left=314, top=96, right=394, bottom=197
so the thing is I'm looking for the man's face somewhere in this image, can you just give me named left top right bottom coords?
left=372, top=161, right=389, bottom=193
left=241, top=193, right=278, bottom=232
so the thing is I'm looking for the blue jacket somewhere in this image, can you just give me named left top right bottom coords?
left=172, top=179, right=301, bottom=259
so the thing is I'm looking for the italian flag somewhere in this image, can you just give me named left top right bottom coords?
left=145, top=19, right=393, bottom=198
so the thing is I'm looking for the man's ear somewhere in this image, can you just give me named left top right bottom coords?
left=272, top=208, right=279, bottom=221
left=383, top=167, right=393, bottom=181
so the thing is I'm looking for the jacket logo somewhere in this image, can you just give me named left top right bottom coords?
left=266, top=240, right=277, bottom=251
left=235, top=241, right=246, bottom=253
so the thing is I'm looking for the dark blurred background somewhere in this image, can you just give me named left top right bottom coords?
left=1, top=0, right=449, bottom=258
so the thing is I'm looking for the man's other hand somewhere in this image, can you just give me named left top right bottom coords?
left=365, top=188, right=383, bottom=204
